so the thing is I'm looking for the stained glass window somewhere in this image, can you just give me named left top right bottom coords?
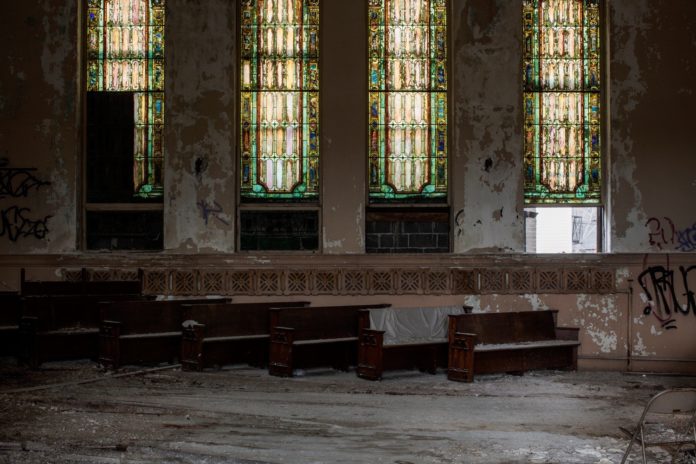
left=87, top=0, right=164, bottom=199
left=523, top=0, right=601, bottom=204
left=368, top=0, right=447, bottom=203
left=240, top=0, right=319, bottom=201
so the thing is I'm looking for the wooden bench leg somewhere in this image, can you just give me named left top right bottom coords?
left=357, top=330, right=384, bottom=381
left=269, top=328, right=294, bottom=377
left=98, top=321, right=121, bottom=369
left=181, top=325, right=205, bottom=372
left=18, top=317, right=39, bottom=369
left=448, top=332, right=475, bottom=382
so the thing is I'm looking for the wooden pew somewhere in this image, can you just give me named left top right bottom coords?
left=268, top=303, right=390, bottom=377
left=0, top=292, right=22, bottom=356
left=356, top=305, right=472, bottom=381
left=99, top=298, right=230, bottom=369
left=180, top=301, right=310, bottom=371
left=447, top=310, right=581, bottom=382
left=15, top=269, right=145, bottom=367
left=18, top=293, right=150, bottom=368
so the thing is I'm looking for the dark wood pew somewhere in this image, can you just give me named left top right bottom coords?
left=99, top=298, right=230, bottom=369
left=180, top=301, right=311, bottom=371
left=356, top=305, right=472, bottom=381
left=0, top=292, right=22, bottom=356
left=18, top=293, right=151, bottom=368
left=447, top=310, right=581, bottom=382
left=268, top=303, right=390, bottom=377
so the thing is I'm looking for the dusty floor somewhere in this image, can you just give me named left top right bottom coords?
left=1, top=360, right=695, bottom=464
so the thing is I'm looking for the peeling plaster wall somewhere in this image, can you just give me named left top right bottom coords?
left=163, top=0, right=236, bottom=252
left=1, top=1, right=696, bottom=256
left=320, top=0, right=366, bottom=254
left=0, top=1, right=78, bottom=253
left=610, top=0, right=696, bottom=252
left=451, top=0, right=525, bottom=253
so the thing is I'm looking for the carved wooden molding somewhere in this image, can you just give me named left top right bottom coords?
left=65, top=265, right=616, bottom=297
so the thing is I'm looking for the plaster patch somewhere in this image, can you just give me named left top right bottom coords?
left=464, top=295, right=482, bottom=312
left=576, top=294, right=619, bottom=322
left=632, top=333, right=654, bottom=357
left=355, top=203, right=364, bottom=248
left=40, top=3, right=73, bottom=101
left=522, top=294, right=549, bottom=312
left=649, top=325, right=663, bottom=337
left=323, top=232, right=344, bottom=250
left=616, top=267, right=630, bottom=286
left=585, top=326, right=618, bottom=354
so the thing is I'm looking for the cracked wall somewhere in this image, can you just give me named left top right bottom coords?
left=0, top=1, right=78, bottom=253
left=0, top=1, right=695, bottom=255
left=610, top=0, right=696, bottom=252
left=451, top=0, right=525, bottom=253
left=164, top=0, right=236, bottom=252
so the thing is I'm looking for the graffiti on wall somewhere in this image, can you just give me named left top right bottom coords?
left=0, top=158, right=51, bottom=199
left=638, top=265, right=696, bottom=330
left=646, top=217, right=696, bottom=252
left=0, top=206, right=51, bottom=241
left=646, top=217, right=676, bottom=250
left=197, top=200, right=229, bottom=226
left=676, top=223, right=696, bottom=252
left=0, top=158, right=52, bottom=242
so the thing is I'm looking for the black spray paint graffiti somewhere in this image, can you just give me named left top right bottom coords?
left=676, top=223, right=696, bottom=252
left=646, top=217, right=676, bottom=250
left=0, top=157, right=51, bottom=199
left=0, top=158, right=52, bottom=242
left=197, top=200, right=230, bottom=226
left=0, top=206, right=52, bottom=242
left=638, top=265, right=696, bottom=330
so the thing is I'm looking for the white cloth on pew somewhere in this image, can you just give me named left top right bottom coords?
left=369, top=306, right=468, bottom=346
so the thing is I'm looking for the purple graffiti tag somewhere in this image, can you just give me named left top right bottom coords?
left=676, top=223, right=696, bottom=252
left=197, top=200, right=230, bottom=226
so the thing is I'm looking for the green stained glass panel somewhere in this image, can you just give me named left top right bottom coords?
left=87, top=0, right=165, bottom=199
left=368, top=0, right=448, bottom=203
left=240, top=0, right=319, bottom=201
left=523, top=0, right=601, bottom=205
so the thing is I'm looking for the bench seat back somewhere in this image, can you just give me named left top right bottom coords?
left=181, top=301, right=310, bottom=338
left=271, top=304, right=389, bottom=341
left=22, top=294, right=150, bottom=331
left=99, top=298, right=229, bottom=335
left=449, top=310, right=558, bottom=345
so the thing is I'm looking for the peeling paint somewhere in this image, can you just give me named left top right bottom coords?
left=649, top=325, right=663, bottom=337
left=632, top=332, right=654, bottom=357
left=585, top=327, right=618, bottom=354
left=616, top=267, right=630, bottom=286
left=522, top=294, right=549, bottom=312
left=464, top=295, right=483, bottom=313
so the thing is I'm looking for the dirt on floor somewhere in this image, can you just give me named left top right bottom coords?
left=1, top=359, right=696, bottom=464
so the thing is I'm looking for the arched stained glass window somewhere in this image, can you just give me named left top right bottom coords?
left=368, top=0, right=447, bottom=203
left=240, top=0, right=320, bottom=202
left=523, top=0, right=601, bottom=204
left=86, top=0, right=165, bottom=199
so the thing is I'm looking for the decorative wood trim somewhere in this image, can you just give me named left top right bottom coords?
left=50, top=263, right=622, bottom=297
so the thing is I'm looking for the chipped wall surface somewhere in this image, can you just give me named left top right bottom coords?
left=0, top=0, right=78, bottom=253
left=2, top=1, right=696, bottom=254
left=164, top=0, right=236, bottom=252
left=610, top=0, right=696, bottom=252
left=320, top=0, right=366, bottom=254
left=451, top=0, right=525, bottom=253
